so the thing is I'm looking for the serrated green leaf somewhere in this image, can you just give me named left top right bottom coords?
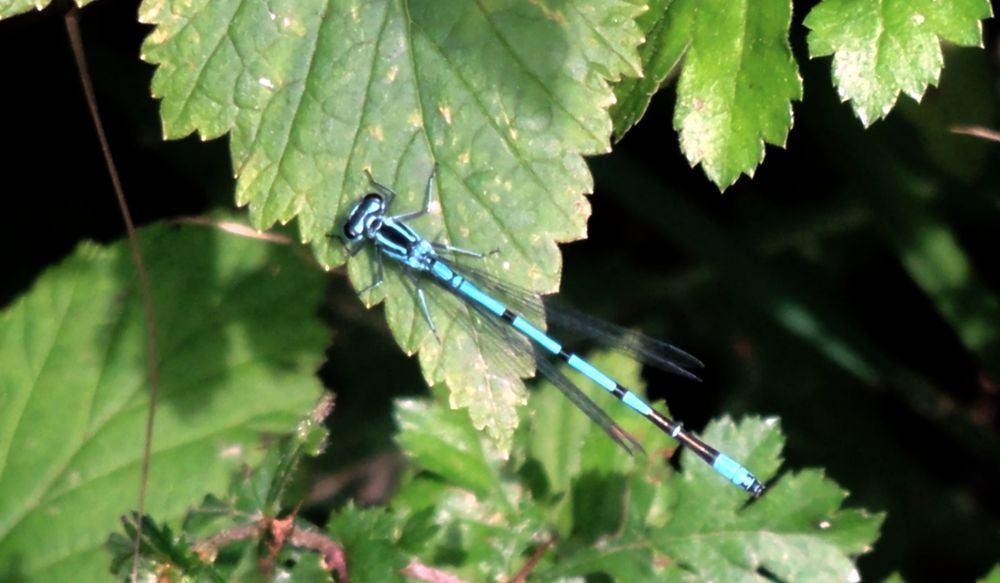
left=392, top=354, right=883, bottom=582
left=394, top=394, right=500, bottom=499
left=611, top=0, right=686, bottom=139
left=230, top=395, right=332, bottom=516
left=139, top=0, right=646, bottom=450
left=109, top=513, right=225, bottom=583
left=326, top=505, right=407, bottom=583
left=0, top=225, right=326, bottom=582
left=524, top=350, right=674, bottom=537
left=139, top=0, right=640, bottom=256
left=392, top=395, right=552, bottom=581
left=673, top=0, right=802, bottom=189
left=131, top=398, right=337, bottom=583
left=537, top=544, right=656, bottom=582
left=285, top=554, right=337, bottom=583
left=392, top=480, right=543, bottom=582
left=805, top=0, right=993, bottom=126
left=527, top=355, right=881, bottom=581
left=527, top=350, right=676, bottom=486
left=652, top=419, right=884, bottom=583
left=0, top=0, right=91, bottom=19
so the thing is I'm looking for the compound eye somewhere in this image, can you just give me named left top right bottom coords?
left=342, top=221, right=359, bottom=240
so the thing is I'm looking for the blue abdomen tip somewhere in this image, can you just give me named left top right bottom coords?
left=713, top=453, right=764, bottom=496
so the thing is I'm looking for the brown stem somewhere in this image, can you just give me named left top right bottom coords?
left=402, top=559, right=469, bottom=583
left=507, top=536, right=555, bottom=583
left=64, top=9, right=162, bottom=583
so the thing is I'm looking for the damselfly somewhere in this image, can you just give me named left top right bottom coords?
left=340, top=167, right=764, bottom=497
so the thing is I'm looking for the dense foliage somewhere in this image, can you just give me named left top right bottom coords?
left=1, top=1, right=998, bottom=581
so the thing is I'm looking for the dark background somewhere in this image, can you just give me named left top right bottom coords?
left=2, top=1, right=999, bottom=581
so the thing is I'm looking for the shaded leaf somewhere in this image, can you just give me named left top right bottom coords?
left=0, top=224, right=326, bottom=581
left=120, top=398, right=339, bottom=582
left=326, top=505, right=408, bottom=583
left=612, top=0, right=687, bottom=139
left=394, top=393, right=500, bottom=499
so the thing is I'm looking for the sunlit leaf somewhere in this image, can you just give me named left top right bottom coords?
left=805, top=0, right=992, bottom=126
left=671, top=0, right=802, bottom=188
left=139, top=0, right=645, bottom=450
left=0, top=0, right=92, bottom=19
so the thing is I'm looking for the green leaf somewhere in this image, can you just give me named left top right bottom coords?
left=108, top=513, right=225, bottom=583
left=665, top=0, right=802, bottom=189
left=230, top=394, right=333, bottom=516
left=525, top=351, right=881, bottom=581
left=612, top=0, right=686, bottom=139
left=285, top=554, right=337, bottom=583
left=393, top=395, right=883, bottom=582
left=980, top=564, right=1000, bottom=583
left=392, top=477, right=543, bottom=582
left=652, top=419, right=884, bottom=582
left=392, top=393, right=552, bottom=581
left=805, top=0, right=993, bottom=126
left=394, top=392, right=501, bottom=499
left=118, top=398, right=337, bottom=582
left=0, top=0, right=40, bottom=19
left=524, top=350, right=673, bottom=537
left=0, top=0, right=89, bottom=19
left=138, top=0, right=643, bottom=263
left=139, top=0, right=645, bottom=450
left=540, top=544, right=656, bottom=582
left=326, top=505, right=408, bottom=583
left=393, top=351, right=884, bottom=583
left=0, top=224, right=326, bottom=582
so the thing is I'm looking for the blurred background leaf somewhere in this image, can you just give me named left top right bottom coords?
left=981, top=564, right=1000, bottom=583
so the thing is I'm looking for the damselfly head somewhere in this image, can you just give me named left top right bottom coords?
left=343, top=193, right=386, bottom=241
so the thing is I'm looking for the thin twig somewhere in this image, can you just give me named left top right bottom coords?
left=950, top=125, right=1000, bottom=142
left=64, top=9, right=161, bottom=583
left=506, top=536, right=555, bottom=583
left=290, top=526, right=349, bottom=582
left=402, top=559, right=469, bottom=583
left=194, top=524, right=260, bottom=562
left=170, top=215, right=294, bottom=244
left=193, top=519, right=349, bottom=582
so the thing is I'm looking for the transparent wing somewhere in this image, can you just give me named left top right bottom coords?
left=531, top=346, right=644, bottom=455
left=447, top=259, right=703, bottom=381
left=545, top=303, right=704, bottom=382
left=419, top=257, right=642, bottom=456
